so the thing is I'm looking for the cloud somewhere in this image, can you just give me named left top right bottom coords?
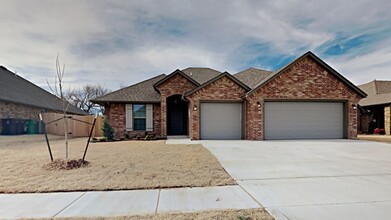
left=0, top=0, right=390, bottom=91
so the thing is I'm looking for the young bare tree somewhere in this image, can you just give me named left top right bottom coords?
left=47, top=55, right=70, bottom=159
left=66, top=84, right=109, bottom=114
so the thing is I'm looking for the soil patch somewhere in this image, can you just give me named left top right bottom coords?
left=43, top=159, right=90, bottom=170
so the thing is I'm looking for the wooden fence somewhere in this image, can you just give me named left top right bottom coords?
left=42, top=113, right=103, bottom=137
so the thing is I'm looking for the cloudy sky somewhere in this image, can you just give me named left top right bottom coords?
left=1, top=0, right=391, bottom=91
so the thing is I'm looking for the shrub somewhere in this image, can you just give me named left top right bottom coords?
left=374, top=128, right=385, bottom=135
left=101, top=118, right=114, bottom=140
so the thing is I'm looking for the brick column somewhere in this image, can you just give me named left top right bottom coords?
left=385, top=105, right=391, bottom=135
left=160, top=96, right=167, bottom=138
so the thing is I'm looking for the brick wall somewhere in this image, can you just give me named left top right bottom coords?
left=105, top=103, right=161, bottom=139
left=385, top=105, right=391, bottom=135
left=0, top=101, right=44, bottom=120
left=0, top=101, right=48, bottom=134
left=186, top=76, right=247, bottom=140
left=155, top=74, right=197, bottom=137
left=246, top=56, right=362, bottom=140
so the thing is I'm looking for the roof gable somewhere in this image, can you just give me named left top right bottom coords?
left=185, top=72, right=251, bottom=97
left=154, top=69, right=200, bottom=89
left=0, top=66, right=86, bottom=115
left=245, top=51, right=367, bottom=98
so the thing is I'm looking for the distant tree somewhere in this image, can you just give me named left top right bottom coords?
left=101, top=118, right=114, bottom=141
left=67, top=84, right=109, bottom=114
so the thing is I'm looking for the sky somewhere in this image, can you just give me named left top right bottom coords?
left=1, top=0, right=391, bottom=91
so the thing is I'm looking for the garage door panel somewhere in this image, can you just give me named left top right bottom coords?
left=200, top=103, right=242, bottom=140
left=265, top=102, right=344, bottom=140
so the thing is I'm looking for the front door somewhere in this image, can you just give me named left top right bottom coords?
left=167, top=95, right=188, bottom=135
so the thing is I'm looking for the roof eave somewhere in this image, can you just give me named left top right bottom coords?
left=0, top=97, right=87, bottom=115
left=92, top=100, right=161, bottom=105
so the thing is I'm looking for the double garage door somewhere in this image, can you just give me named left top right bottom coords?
left=199, top=101, right=344, bottom=140
left=264, top=102, right=344, bottom=140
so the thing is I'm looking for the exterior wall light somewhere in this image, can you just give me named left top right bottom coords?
left=257, top=102, right=261, bottom=107
left=193, top=105, right=198, bottom=111
left=351, top=104, right=357, bottom=110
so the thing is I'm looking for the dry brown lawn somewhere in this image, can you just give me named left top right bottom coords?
left=0, top=135, right=235, bottom=193
left=45, top=208, right=274, bottom=220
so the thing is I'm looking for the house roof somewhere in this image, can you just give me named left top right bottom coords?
left=234, top=68, right=273, bottom=89
left=184, top=72, right=251, bottom=97
left=358, top=80, right=391, bottom=106
left=153, top=69, right=200, bottom=89
left=181, top=67, right=222, bottom=84
left=93, top=51, right=367, bottom=104
left=92, top=74, right=166, bottom=104
left=0, top=66, right=87, bottom=115
left=244, top=51, right=367, bottom=98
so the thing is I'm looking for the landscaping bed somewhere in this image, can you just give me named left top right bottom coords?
left=0, top=137, right=235, bottom=193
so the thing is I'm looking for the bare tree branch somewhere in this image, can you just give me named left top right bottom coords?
left=66, top=84, right=110, bottom=114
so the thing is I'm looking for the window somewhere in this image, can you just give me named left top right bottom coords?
left=133, top=104, right=146, bottom=130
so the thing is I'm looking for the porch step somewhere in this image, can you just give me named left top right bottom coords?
left=167, top=135, right=189, bottom=139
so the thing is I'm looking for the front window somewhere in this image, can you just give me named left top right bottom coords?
left=133, top=104, right=146, bottom=130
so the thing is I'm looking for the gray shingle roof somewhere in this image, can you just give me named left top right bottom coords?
left=181, top=67, right=221, bottom=84
left=234, top=68, right=273, bottom=89
left=92, top=74, right=166, bottom=103
left=0, top=66, right=87, bottom=115
left=358, top=80, right=391, bottom=106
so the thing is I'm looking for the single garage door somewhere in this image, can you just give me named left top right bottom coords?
left=200, top=102, right=242, bottom=139
left=264, top=102, right=344, bottom=140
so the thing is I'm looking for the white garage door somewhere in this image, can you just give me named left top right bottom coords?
left=264, top=102, right=344, bottom=140
left=200, top=102, right=242, bottom=140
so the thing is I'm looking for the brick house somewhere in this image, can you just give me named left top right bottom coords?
left=0, top=65, right=87, bottom=133
left=93, top=51, right=366, bottom=140
left=357, top=80, right=391, bottom=135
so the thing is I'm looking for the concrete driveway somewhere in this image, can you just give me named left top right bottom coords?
left=201, top=140, right=391, bottom=220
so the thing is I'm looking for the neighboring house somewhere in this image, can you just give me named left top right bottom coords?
left=92, top=51, right=366, bottom=140
left=0, top=65, right=87, bottom=132
left=357, top=80, right=391, bottom=135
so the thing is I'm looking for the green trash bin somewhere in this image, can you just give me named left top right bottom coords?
left=26, top=120, right=38, bottom=134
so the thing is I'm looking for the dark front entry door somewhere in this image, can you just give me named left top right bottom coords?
left=167, top=95, right=188, bottom=135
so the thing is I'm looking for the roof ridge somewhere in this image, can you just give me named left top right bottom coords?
left=235, top=67, right=272, bottom=75
left=0, top=65, right=86, bottom=115
left=99, top=74, right=166, bottom=99
left=1, top=65, right=66, bottom=104
left=374, top=79, right=379, bottom=94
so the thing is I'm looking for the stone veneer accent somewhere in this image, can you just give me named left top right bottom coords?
left=245, top=56, right=361, bottom=140
left=105, top=103, right=161, bottom=139
left=155, top=74, right=197, bottom=137
left=186, top=76, right=247, bottom=140
left=385, top=105, right=391, bottom=135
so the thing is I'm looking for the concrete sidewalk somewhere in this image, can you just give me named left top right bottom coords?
left=0, top=185, right=261, bottom=219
